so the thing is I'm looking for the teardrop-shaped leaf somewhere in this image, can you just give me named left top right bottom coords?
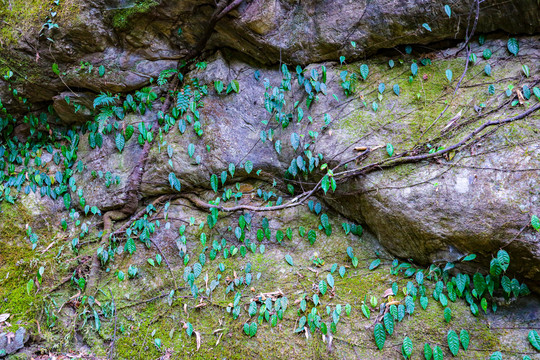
left=378, top=83, right=385, bottom=94
left=447, top=330, right=459, bottom=356
left=291, top=133, right=300, bottom=150
left=374, top=323, right=386, bottom=350
left=393, top=84, right=400, bottom=96
left=485, top=64, right=492, bottom=76
left=249, top=322, right=257, bottom=337
left=115, top=133, right=125, bottom=152
left=532, top=215, right=540, bottom=231
left=319, top=279, right=328, bottom=295
left=188, top=143, right=195, bottom=158
left=285, top=254, right=294, bottom=266
left=361, top=304, right=370, bottom=319
left=98, top=65, right=105, bottom=77
left=320, top=213, right=330, bottom=229
left=210, top=174, right=218, bottom=193
left=433, top=346, right=443, bottom=360
left=483, top=48, right=492, bottom=59
left=386, top=143, right=394, bottom=157
left=460, top=329, right=470, bottom=350
left=369, top=259, right=381, bottom=270
left=244, top=160, right=253, bottom=174
left=446, top=69, right=453, bottom=82
left=529, top=330, right=540, bottom=351
left=402, top=337, right=413, bottom=358
left=507, top=38, right=519, bottom=56
left=424, top=343, right=433, bottom=360
left=384, top=312, right=394, bottom=335
left=490, top=351, right=502, bottom=360
left=444, top=307, right=451, bottom=323
left=422, top=23, right=431, bottom=31
left=522, top=64, right=530, bottom=78
left=420, top=296, right=428, bottom=310
left=327, top=273, right=335, bottom=288
left=444, top=4, right=451, bottom=17
left=497, top=249, right=510, bottom=272
left=360, top=64, right=369, bottom=80
left=411, top=63, right=418, bottom=76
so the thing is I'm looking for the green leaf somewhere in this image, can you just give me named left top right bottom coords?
left=274, top=140, right=282, bottom=154
left=386, top=143, right=394, bottom=157
left=369, top=259, right=381, bottom=270
left=402, top=337, right=413, bottom=358
left=63, top=193, right=71, bottom=210
left=460, top=329, right=470, bottom=350
left=411, top=63, right=418, bottom=76
left=444, top=307, right=451, bottom=323
left=497, top=249, right=510, bottom=272
left=321, top=175, right=330, bottom=194
left=420, top=296, right=428, bottom=310
left=308, top=229, right=317, bottom=245
left=244, top=160, right=253, bottom=174
left=490, top=351, right=502, bottom=360
left=393, top=84, right=400, bottom=96
left=214, top=80, right=224, bottom=94
left=249, top=322, right=257, bottom=337
left=433, top=346, right=443, bottom=360
left=507, top=38, right=519, bottom=56
left=374, top=323, right=386, bottom=350
left=26, top=279, right=34, bottom=295
left=488, top=84, right=495, bottom=95
left=483, top=48, right=492, bottom=59
left=422, top=23, right=431, bottom=31
left=383, top=312, right=394, bottom=335
left=378, top=83, right=385, bottom=94
left=360, top=64, right=369, bottom=80
left=115, top=133, right=125, bottom=152
left=444, top=4, right=451, bottom=17
left=534, top=87, right=540, bottom=100
left=210, top=174, right=218, bottom=193
left=326, top=273, right=335, bottom=288
left=529, top=330, right=540, bottom=351
left=290, top=133, right=300, bottom=151
left=447, top=330, right=459, bottom=356
left=98, top=65, right=105, bottom=77
left=320, top=213, right=330, bottom=229
left=285, top=254, right=294, bottom=266
left=484, top=64, right=492, bottom=76
left=188, top=143, right=195, bottom=158
left=424, top=343, right=433, bottom=360
left=52, top=63, right=60, bottom=75
left=531, top=215, right=540, bottom=231
left=319, top=280, right=327, bottom=295
left=446, top=69, right=453, bottom=82
left=125, top=237, right=136, bottom=254
left=389, top=59, right=395, bottom=68
left=339, top=266, right=346, bottom=278
left=230, top=79, right=240, bottom=93
left=478, top=34, right=485, bottom=45
left=361, top=304, right=370, bottom=319
left=462, top=254, right=476, bottom=261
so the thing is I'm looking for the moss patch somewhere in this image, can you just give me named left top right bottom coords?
left=111, top=0, right=159, bottom=30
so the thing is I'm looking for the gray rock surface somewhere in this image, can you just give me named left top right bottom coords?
left=0, top=328, right=28, bottom=357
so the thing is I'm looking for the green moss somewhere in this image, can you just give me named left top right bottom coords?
left=112, top=0, right=159, bottom=30
left=0, top=0, right=81, bottom=46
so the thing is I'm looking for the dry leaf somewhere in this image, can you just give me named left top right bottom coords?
left=195, top=331, right=201, bottom=350
left=382, top=288, right=394, bottom=298
left=0, top=313, right=10, bottom=322
left=517, top=89, right=525, bottom=105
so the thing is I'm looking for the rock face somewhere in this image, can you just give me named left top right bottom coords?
left=1, top=0, right=540, bottom=282
left=0, top=328, right=28, bottom=357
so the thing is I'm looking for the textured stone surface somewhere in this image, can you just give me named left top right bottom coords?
left=0, top=328, right=28, bottom=357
